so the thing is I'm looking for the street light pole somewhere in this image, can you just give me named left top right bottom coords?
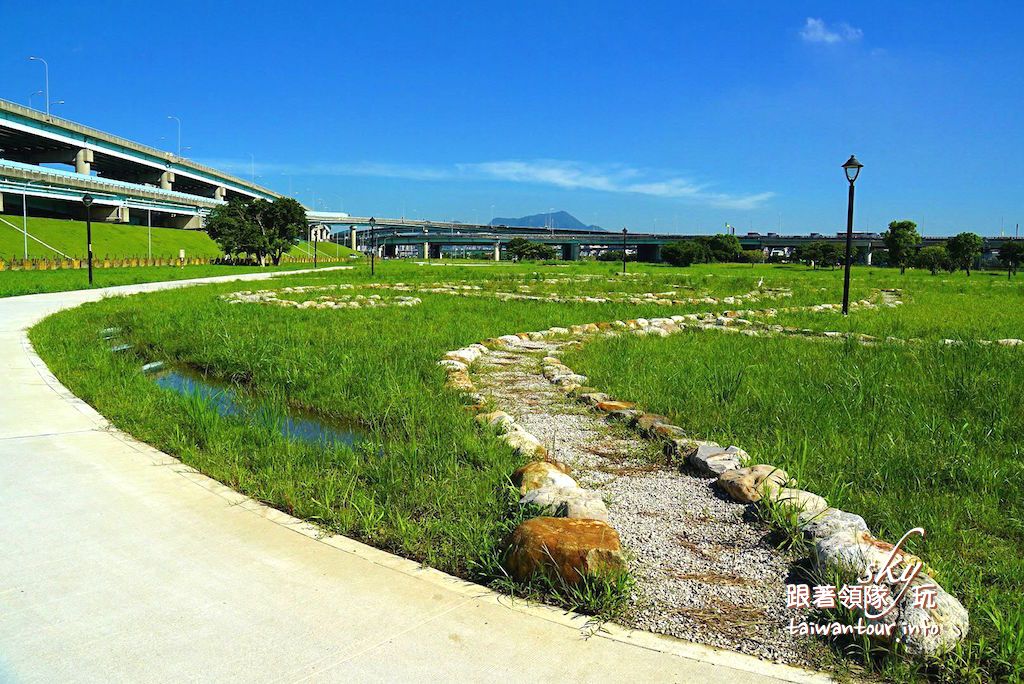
left=82, top=194, right=94, bottom=285
left=28, top=57, right=49, bottom=117
left=369, top=217, right=376, bottom=276
left=147, top=208, right=152, bottom=260
left=167, top=116, right=181, bottom=156
left=841, top=155, right=863, bottom=316
left=621, top=227, right=628, bottom=275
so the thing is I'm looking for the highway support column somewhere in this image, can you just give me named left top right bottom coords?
left=75, top=149, right=94, bottom=175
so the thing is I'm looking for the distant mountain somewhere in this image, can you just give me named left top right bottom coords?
left=489, top=211, right=604, bottom=231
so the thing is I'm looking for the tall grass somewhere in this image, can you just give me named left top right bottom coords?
left=565, top=330, right=1024, bottom=681
left=29, top=260, right=1024, bottom=678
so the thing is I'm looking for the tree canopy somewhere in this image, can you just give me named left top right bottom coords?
left=997, top=240, right=1023, bottom=276
left=662, top=240, right=712, bottom=267
left=946, top=232, right=984, bottom=276
left=505, top=237, right=557, bottom=260
left=794, top=241, right=843, bottom=269
left=206, top=196, right=307, bottom=265
left=881, top=220, right=921, bottom=274
left=915, top=245, right=949, bottom=275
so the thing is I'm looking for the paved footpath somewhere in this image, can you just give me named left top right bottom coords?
left=0, top=270, right=831, bottom=683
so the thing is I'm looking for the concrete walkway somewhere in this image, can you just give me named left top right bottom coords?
left=0, top=271, right=831, bottom=683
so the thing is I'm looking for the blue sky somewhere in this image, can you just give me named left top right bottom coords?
left=4, top=2, right=1022, bottom=236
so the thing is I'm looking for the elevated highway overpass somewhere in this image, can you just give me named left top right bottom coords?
left=324, top=218, right=884, bottom=263
left=0, top=98, right=293, bottom=229
left=317, top=218, right=1016, bottom=264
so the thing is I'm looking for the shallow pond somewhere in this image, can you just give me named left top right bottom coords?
left=152, top=367, right=366, bottom=448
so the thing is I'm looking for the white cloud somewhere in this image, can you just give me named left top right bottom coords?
left=202, top=157, right=774, bottom=210
left=799, top=17, right=863, bottom=44
left=462, top=160, right=773, bottom=210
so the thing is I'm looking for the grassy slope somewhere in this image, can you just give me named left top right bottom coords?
left=0, top=214, right=222, bottom=260
left=0, top=213, right=359, bottom=262
left=0, top=262, right=352, bottom=298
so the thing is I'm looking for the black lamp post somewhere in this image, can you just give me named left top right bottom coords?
left=82, top=194, right=94, bottom=285
left=841, top=155, right=863, bottom=315
left=368, top=216, right=376, bottom=276
left=621, top=227, right=628, bottom=274
left=313, top=224, right=320, bottom=269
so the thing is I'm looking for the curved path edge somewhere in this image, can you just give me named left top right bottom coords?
left=0, top=270, right=829, bottom=683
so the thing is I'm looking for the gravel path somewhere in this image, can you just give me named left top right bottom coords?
left=474, top=341, right=831, bottom=668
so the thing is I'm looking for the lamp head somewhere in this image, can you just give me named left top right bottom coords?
left=82, top=194, right=94, bottom=207
left=842, top=155, right=863, bottom=184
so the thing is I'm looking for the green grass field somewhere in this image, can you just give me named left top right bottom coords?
left=0, top=262, right=352, bottom=298
left=0, top=213, right=359, bottom=263
left=27, top=261, right=1024, bottom=682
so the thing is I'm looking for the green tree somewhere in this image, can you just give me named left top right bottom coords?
left=206, top=196, right=306, bottom=265
left=881, top=220, right=921, bottom=274
left=817, top=242, right=844, bottom=269
left=703, top=233, right=743, bottom=262
left=916, top=245, right=949, bottom=275
left=597, top=250, right=634, bottom=262
left=997, top=240, right=1023, bottom=277
left=795, top=241, right=841, bottom=269
left=662, top=240, right=711, bottom=267
left=740, top=248, right=766, bottom=266
left=206, top=197, right=257, bottom=261
left=946, top=232, right=984, bottom=276
left=263, top=197, right=307, bottom=266
left=505, top=237, right=556, bottom=260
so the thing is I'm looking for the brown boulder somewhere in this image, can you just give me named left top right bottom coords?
left=717, top=464, right=789, bottom=503
left=595, top=400, right=636, bottom=412
left=504, top=517, right=627, bottom=586
left=636, top=413, right=671, bottom=433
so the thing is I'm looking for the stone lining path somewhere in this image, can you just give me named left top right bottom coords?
left=0, top=271, right=830, bottom=683
left=473, top=338, right=831, bottom=667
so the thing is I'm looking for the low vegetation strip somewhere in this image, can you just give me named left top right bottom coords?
left=28, top=262, right=1023, bottom=682
left=563, top=320, right=1023, bottom=681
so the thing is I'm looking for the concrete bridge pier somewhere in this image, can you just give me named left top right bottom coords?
left=169, top=213, right=202, bottom=229
left=561, top=243, right=580, bottom=261
left=349, top=227, right=357, bottom=250
left=493, top=242, right=501, bottom=261
left=421, top=242, right=430, bottom=259
left=865, top=242, right=873, bottom=266
left=159, top=171, right=175, bottom=191
left=95, top=205, right=130, bottom=223
left=637, top=244, right=662, bottom=263
left=75, top=149, right=94, bottom=175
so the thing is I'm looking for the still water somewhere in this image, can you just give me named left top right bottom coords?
left=152, top=367, right=365, bottom=448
